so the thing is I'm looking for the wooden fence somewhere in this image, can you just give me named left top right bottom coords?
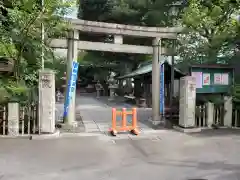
left=195, top=104, right=240, bottom=128
left=0, top=103, right=39, bottom=136
left=195, top=105, right=207, bottom=127
left=232, top=108, right=240, bottom=127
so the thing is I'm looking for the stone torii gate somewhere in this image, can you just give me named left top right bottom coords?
left=50, top=18, right=182, bottom=127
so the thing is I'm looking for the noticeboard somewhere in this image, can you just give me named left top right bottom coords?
left=190, top=65, right=234, bottom=94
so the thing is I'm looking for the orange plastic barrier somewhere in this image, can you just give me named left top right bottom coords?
left=109, top=108, right=139, bottom=136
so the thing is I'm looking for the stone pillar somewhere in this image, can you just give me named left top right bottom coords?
left=8, top=103, right=19, bottom=136
left=152, top=38, right=161, bottom=124
left=224, top=96, right=232, bottom=127
left=206, top=102, right=214, bottom=127
left=179, top=76, right=196, bottom=128
left=39, top=70, right=55, bottom=133
left=64, top=30, right=79, bottom=126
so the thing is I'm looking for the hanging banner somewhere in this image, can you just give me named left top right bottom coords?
left=160, top=63, right=165, bottom=115
left=63, top=61, right=79, bottom=117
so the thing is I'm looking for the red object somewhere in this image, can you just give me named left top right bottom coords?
left=109, top=108, right=139, bottom=136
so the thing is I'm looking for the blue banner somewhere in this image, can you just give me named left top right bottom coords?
left=160, top=63, right=165, bottom=115
left=63, top=61, right=79, bottom=117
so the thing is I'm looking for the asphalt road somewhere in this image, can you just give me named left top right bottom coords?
left=0, top=130, right=240, bottom=180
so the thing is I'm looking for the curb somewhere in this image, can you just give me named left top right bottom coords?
left=173, top=126, right=202, bottom=133
left=0, top=131, right=105, bottom=140
left=0, top=130, right=61, bottom=140
left=0, top=129, right=174, bottom=140
left=30, top=130, right=61, bottom=140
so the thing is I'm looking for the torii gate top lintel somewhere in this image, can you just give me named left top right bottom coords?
left=67, top=18, right=183, bottom=39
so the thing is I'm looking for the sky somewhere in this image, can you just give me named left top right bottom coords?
left=54, top=3, right=78, bottom=57
left=66, top=6, right=78, bottom=19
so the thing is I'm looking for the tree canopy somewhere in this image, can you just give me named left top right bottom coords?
left=178, top=0, right=240, bottom=66
left=0, top=0, right=239, bottom=101
left=78, top=0, right=186, bottom=80
left=78, top=0, right=239, bottom=72
left=0, top=0, right=75, bottom=102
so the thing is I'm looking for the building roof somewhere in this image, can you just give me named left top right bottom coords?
left=117, top=57, right=185, bottom=79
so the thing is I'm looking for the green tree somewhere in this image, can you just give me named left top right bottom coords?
left=78, top=0, right=185, bottom=79
left=0, top=0, right=75, bottom=102
left=178, top=0, right=240, bottom=65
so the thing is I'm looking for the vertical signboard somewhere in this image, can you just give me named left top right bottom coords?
left=191, top=72, right=203, bottom=88
left=160, top=63, right=165, bottom=116
left=63, top=61, right=79, bottom=117
left=203, top=73, right=210, bottom=85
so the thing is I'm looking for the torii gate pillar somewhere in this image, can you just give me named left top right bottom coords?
left=64, top=30, right=79, bottom=126
left=152, top=37, right=161, bottom=124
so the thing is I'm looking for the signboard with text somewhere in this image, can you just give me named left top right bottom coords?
left=160, top=63, right=165, bottom=115
left=63, top=61, right=79, bottom=117
left=190, top=66, right=233, bottom=94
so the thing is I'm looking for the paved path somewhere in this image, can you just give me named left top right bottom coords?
left=1, top=131, right=240, bottom=180
left=76, top=94, right=156, bottom=133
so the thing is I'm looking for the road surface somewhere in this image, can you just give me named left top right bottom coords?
left=0, top=130, right=240, bottom=180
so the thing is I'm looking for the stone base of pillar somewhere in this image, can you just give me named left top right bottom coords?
left=152, top=120, right=160, bottom=126
left=173, top=126, right=201, bottom=133
left=149, top=115, right=163, bottom=127
left=59, top=121, right=84, bottom=133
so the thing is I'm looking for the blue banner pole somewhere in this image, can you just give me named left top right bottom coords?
left=160, top=63, right=165, bottom=117
left=63, top=61, right=79, bottom=118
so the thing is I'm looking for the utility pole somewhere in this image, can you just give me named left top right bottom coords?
left=41, top=0, right=44, bottom=69
left=169, top=40, right=175, bottom=125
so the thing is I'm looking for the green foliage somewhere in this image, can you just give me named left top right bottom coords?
left=178, top=0, right=240, bottom=65
left=0, top=77, right=29, bottom=103
left=0, top=87, right=10, bottom=104
left=78, top=0, right=184, bottom=76
left=233, top=84, right=240, bottom=102
left=44, top=56, right=66, bottom=87
left=232, top=83, right=240, bottom=108
left=0, top=0, right=75, bottom=103
left=4, top=80, right=28, bottom=102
